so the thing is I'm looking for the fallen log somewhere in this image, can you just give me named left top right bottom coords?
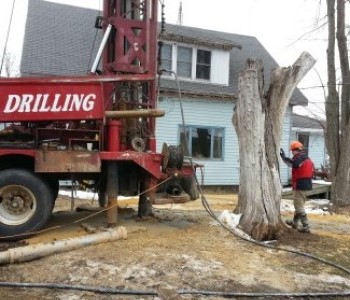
left=0, top=227, right=127, bottom=265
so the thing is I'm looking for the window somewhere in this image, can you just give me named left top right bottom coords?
left=196, top=49, right=211, bottom=80
left=161, top=44, right=213, bottom=81
left=298, top=133, right=309, bottom=156
left=177, top=46, right=192, bottom=78
left=180, top=126, right=224, bottom=159
left=161, top=44, right=172, bottom=71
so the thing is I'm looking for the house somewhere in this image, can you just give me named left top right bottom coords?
left=291, top=113, right=327, bottom=169
left=19, top=0, right=310, bottom=190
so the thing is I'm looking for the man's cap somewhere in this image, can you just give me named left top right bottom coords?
left=290, top=140, right=303, bottom=151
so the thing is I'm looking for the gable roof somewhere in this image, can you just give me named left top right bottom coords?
left=292, top=113, right=325, bottom=130
left=20, top=0, right=308, bottom=106
left=21, top=0, right=101, bottom=76
left=159, top=26, right=241, bottom=50
left=158, top=24, right=304, bottom=104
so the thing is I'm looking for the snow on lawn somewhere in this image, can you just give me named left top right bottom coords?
left=281, top=198, right=330, bottom=214
left=58, top=189, right=134, bottom=201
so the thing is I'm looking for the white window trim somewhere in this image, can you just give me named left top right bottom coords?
left=162, top=43, right=212, bottom=82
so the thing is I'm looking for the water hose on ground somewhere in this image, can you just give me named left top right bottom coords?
left=0, top=281, right=349, bottom=298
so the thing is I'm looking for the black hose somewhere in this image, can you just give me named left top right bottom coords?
left=0, top=282, right=155, bottom=295
left=0, top=281, right=350, bottom=298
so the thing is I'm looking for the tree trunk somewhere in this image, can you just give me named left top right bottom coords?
left=325, top=0, right=340, bottom=182
left=325, top=0, right=350, bottom=207
left=233, top=54, right=315, bottom=241
left=333, top=123, right=350, bottom=205
left=333, top=0, right=350, bottom=206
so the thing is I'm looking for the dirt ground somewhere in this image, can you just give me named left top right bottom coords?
left=0, top=192, right=350, bottom=300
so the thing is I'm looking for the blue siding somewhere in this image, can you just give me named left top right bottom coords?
left=308, top=134, right=327, bottom=168
left=156, top=97, right=292, bottom=186
left=280, top=107, right=293, bottom=185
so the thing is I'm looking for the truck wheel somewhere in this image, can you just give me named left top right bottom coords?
left=45, top=179, right=59, bottom=212
left=0, top=169, right=54, bottom=240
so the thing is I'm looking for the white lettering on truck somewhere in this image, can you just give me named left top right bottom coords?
left=3, top=93, right=96, bottom=113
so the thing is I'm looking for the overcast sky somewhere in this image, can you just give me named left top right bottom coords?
left=0, top=0, right=329, bottom=117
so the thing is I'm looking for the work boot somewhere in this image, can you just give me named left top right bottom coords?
left=285, top=219, right=297, bottom=229
left=298, top=213, right=311, bottom=234
left=298, top=226, right=311, bottom=234
left=285, top=212, right=300, bottom=229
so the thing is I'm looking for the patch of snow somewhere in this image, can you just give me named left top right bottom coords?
left=217, top=210, right=241, bottom=227
left=309, top=199, right=330, bottom=206
left=59, top=189, right=134, bottom=201
left=306, top=208, right=328, bottom=214
left=281, top=198, right=330, bottom=214
left=210, top=210, right=252, bottom=240
left=280, top=199, right=295, bottom=212
left=59, top=189, right=98, bottom=200
left=312, top=179, right=332, bottom=185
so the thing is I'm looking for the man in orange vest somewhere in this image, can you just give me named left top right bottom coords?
left=280, top=141, right=314, bottom=233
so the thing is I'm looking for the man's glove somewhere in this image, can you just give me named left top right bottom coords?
left=280, top=148, right=285, bottom=159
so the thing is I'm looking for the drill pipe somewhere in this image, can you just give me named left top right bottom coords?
left=0, top=227, right=127, bottom=265
left=105, top=109, right=165, bottom=119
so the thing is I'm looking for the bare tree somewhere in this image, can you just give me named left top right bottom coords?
left=232, top=54, right=315, bottom=241
left=1, top=53, right=20, bottom=77
left=325, top=0, right=350, bottom=206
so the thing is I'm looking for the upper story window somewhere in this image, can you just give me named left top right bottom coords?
left=160, top=42, right=230, bottom=85
left=177, top=46, right=192, bottom=78
left=161, top=44, right=172, bottom=71
left=196, top=49, right=211, bottom=80
left=297, top=133, right=309, bottom=156
left=180, top=125, right=224, bottom=160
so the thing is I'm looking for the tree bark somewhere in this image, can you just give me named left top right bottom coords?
left=233, top=54, right=315, bottom=241
left=325, top=0, right=339, bottom=181
left=330, top=0, right=350, bottom=206
left=324, top=0, right=350, bottom=207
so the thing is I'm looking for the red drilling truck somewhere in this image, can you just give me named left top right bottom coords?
left=0, top=0, right=199, bottom=239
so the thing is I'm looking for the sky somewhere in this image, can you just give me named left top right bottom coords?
left=0, top=0, right=329, bottom=117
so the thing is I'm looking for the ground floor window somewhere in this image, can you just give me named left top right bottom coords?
left=179, top=125, right=224, bottom=159
left=297, top=133, right=309, bottom=156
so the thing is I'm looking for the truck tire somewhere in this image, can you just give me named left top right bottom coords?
left=47, top=179, right=59, bottom=202
left=47, top=179, right=59, bottom=211
left=0, top=169, right=54, bottom=240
